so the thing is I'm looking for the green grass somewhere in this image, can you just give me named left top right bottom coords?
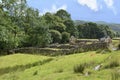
left=0, top=51, right=120, bottom=80
left=112, top=40, right=120, bottom=47
left=0, top=53, right=51, bottom=69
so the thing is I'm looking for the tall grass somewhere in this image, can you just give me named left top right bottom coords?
left=111, top=70, right=120, bottom=80
left=104, top=58, right=119, bottom=69
left=74, top=63, right=85, bottom=73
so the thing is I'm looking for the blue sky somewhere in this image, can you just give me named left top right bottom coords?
left=27, top=0, right=120, bottom=23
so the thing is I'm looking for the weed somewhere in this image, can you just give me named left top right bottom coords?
left=55, top=69, right=63, bottom=73
left=74, top=63, right=85, bottom=73
left=33, top=71, right=38, bottom=75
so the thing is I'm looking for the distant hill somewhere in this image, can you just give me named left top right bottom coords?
left=96, top=21, right=120, bottom=32
left=74, top=20, right=88, bottom=25
left=74, top=20, right=120, bottom=32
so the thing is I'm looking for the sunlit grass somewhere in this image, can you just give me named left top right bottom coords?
left=112, top=40, right=120, bottom=47
left=0, top=53, right=51, bottom=69
left=0, top=51, right=120, bottom=80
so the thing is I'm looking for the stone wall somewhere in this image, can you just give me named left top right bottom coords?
left=11, top=42, right=108, bottom=56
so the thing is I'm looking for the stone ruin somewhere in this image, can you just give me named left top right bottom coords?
left=99, top=36, right=112, bottom=44
left=10, top=36, right=110, bottom=56
left=69, top=36, right=77, bottom=45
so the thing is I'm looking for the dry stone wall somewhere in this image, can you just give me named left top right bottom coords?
left=11, top=42, right=108, bottom=56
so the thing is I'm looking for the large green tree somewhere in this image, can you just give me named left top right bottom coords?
left=55, top=9, right=71, bottom=20
left=28, top=21, right=52, bottom=47
left=0, top=8, right=22, bottom=51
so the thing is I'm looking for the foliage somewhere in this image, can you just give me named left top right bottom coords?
left=64, top=19, right=78, bottom=37
left=55, top=9, right=71, bottom=20
left=61, top=32, right=70, bottom=43
left=0, top=0, right=116, bottom=53
left=0, top=9, right=22, bottom=51
left=77, top=22, right=115, bottom=39
left=50, top=30, right=62, bottom=43
left=28, top=23, right=52, bottom=47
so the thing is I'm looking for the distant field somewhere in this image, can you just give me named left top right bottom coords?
left=0, top=51, right=120, bottom=80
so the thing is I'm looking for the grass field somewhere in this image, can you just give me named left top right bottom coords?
left=0, top=53, right=52, bottom=69
left=112, top=39, right=120, bottom=47
left=0, top=50, right=120, bottom=80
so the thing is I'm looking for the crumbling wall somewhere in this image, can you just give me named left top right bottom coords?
left=11, top=42, right=108, bottom=56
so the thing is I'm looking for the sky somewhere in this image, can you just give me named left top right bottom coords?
left=27, top=0, right=120, bottom=23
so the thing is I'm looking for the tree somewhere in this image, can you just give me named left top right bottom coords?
left=64, top=19, right=78, bottom=37
left=55, top=9, right=71, bottom=20
left=77, top=24, right=85, bottom=38
left=77, top=22, right=105, bottom=39
left=28, top=22, right=52, bottom=47
left=2, top=0, right=27, bottom=17
left=0, top=8, right=22, bottom=51
left=43, top=12, right=66, bottom=33
left=61, top=32, right=70, bottom=43
left=50, top=30, right=62, bottom=43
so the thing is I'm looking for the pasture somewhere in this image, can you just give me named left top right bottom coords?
left=0, top=50, right=120, bottom=80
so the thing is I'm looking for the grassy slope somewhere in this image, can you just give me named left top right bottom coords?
left=0, top=53, right=51, bottom=69
left=112, top=40, right=120, bottom=47
left=0, top=51, right=120, bottom=80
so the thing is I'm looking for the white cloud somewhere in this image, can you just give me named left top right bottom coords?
left=40, top=4, right=67, bottom=15
left=104, top=0, right=113, bottom=7
left=77, top=0, right=99, bottom=12
left=104, top=0, right=117, bottom=15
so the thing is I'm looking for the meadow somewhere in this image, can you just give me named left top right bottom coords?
left=0, top=50, right=120, bottom=80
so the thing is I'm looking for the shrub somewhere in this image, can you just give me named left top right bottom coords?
left=74, top=63, right=85, bottom=73
left=61, top=32, right=70, bottom=43
left=50, top=30, right=62, bottom=43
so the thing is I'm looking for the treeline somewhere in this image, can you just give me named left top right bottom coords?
left=0, top=0, right=115, bottom=52
left=77, top=23, right=114, bottom=39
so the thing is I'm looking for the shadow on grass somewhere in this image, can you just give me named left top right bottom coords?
left=0, top=58, right=53, bottom=75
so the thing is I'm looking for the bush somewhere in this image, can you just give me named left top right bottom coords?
left=74, top=63, right=85, bottom=73
left=61, top=32, right=70, bottom=43
left=50, top=30, right=62, bottom=43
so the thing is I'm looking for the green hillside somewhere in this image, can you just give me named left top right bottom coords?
left=74, top=20, right=120, bottom=32
left=0, top=51, right=120, bottom=80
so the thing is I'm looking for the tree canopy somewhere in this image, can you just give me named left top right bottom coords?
left=0, top=0, right=116, bottom=53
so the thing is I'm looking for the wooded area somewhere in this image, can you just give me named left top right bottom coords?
left=0, top=0, right=118, bottom=52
